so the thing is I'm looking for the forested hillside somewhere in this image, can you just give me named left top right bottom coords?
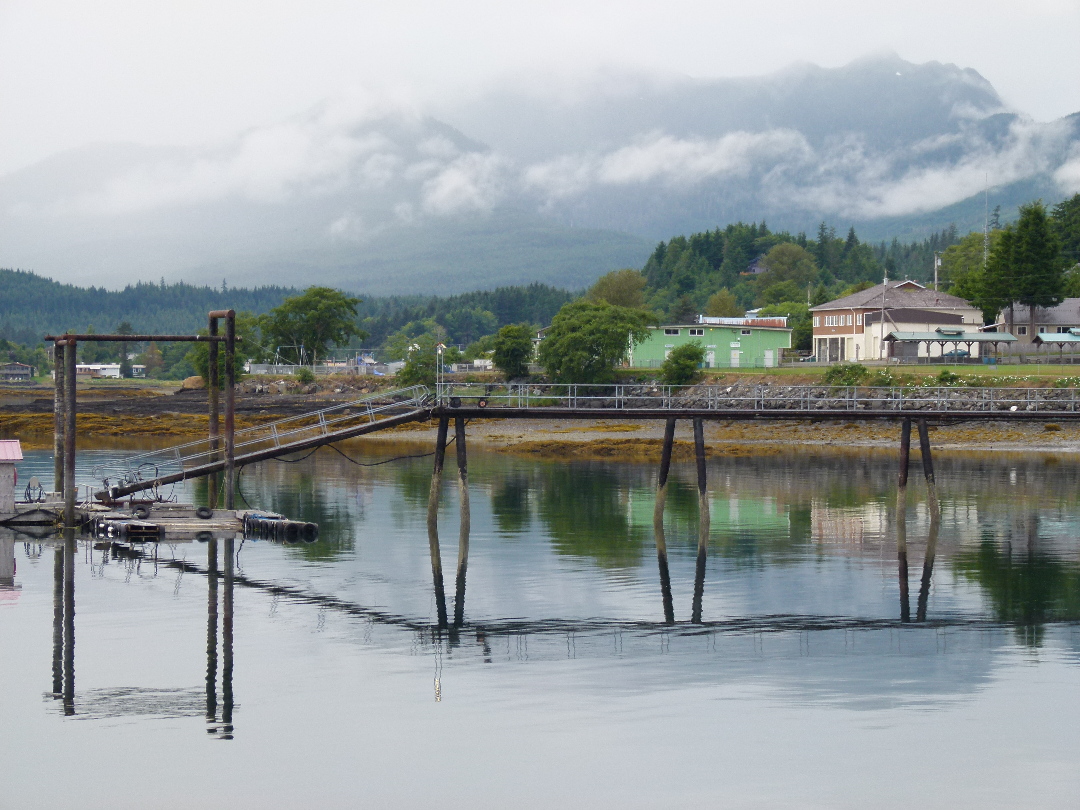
left=0, top=270, right=295, bottom=345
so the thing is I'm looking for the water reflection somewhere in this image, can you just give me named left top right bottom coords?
left=41, top=532, right=235, bottom=733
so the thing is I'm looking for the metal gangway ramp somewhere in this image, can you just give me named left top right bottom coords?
left=99, top=386, right=433, bottom=498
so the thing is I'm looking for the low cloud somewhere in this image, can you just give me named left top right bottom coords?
left=421, top=153, right=507, bottom=216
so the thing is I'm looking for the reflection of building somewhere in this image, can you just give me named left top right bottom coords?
left=630, top=316, right=792, bottom=370
left=0, top=534, right=14, bottom=587
left=811, top=281, right=984, bottom=362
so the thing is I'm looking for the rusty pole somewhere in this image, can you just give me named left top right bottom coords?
left=63, top=338, right=77, bottom=527
left=426, top=416, right=449, bottom=628
left=916, top=418, right=940, bottom=520
left=453, top=416, right=470, bottom=627
left=206, top=537, right=219, bottom=723
left=53, top=341, right=65, bottom=494
left=208, top=316, right=220, bottom=509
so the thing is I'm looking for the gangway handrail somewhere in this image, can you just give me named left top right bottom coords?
left=93, top=385, right=430, bottom=488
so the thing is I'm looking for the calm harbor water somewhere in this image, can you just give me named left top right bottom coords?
left=2, top=441, right=1080, bottom=808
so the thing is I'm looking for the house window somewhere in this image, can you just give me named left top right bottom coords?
left=847, top=314, right=854, bottom=326
left=825, top=315, right=840, bottom=327
left=1017, top=326, right=1028, bottom=335
left=1038, top=326, right=1047, bottom=333
left=1058, top=326, right=1071, bottom=333
left=856, top=313, right=863, bottom=325
left=813, top=316, right=820, bottom=327
left=741, top=329, right=751, bottom=336
left=664, top=328, right=680, bottom=335
left=689, top=328, right=704, bottom=336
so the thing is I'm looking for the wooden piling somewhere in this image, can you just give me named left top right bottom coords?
left=223, top=312, right=236, bottom=510
left=653, top=418, right=676, bottom=624
left=897, top=418, right=911, bottom=622
left=453, top=416, right=470, bottom=627
left=426, top=416, right=449, bottom=627
left=63, top=340, right=77, bottom=528
left=53, top=342, right=65, bottom=495
left=208, top=316, right=220, bottom=509
left=917, top=418, right=940, bottom=520
left=691, top=417, right=709, bottom=623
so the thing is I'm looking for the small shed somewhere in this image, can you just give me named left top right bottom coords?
left=0, top=440, right=23, bottom=514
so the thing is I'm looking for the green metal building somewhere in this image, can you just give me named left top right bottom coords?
left=628, top=316, right=792, bottom=369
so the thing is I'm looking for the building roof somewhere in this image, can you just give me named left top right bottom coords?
left=812, top=280, right=974, bottom=312
left=863, top=308, right=964, bottom=326
left=0, top=440, right=23, bottom=461
left=1033, top=332, right=1080, bottom=344
left=884, top=331, right=1017, bottom=343
left=1005, top=300, right=1080, bottom=326
left=696, top=316, right=789, bottom=328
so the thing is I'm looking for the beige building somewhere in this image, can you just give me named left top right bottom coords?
left=810, top=280, right=984, bottom=362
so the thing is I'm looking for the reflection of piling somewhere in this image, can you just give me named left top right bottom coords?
left=62, top=528, right=75, bottom=715
left=206, top=538, right=219, bottom=722
left=897, top=418, right=911, bottom=622
left=917, top=512, right=939, bottom=622
left=63, top=341, right=77, bottom=528
left=53, top=342, right=65, bottom=494
left=221, top=537, right=234, bottom=736
left=653, top=418, right=675, bottom=624
left=917, top=418, right=940, bottom=520
left=691, top=417, right=709, bottom=624
left=426, top=417, right=449, bottom=628
left=52, top=544, right=64, bottom=695
left=453, top=416, right=470, bottom=627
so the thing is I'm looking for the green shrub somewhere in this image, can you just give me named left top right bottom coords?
left=295, top=367, right=315, bottom=385
left=822, top=363, right=868, bottom=387
left=660, top=342, right=706, bottom=386
left=866, top=368, right=897, bottom=387
left=936, top=369, right=961, bottom=386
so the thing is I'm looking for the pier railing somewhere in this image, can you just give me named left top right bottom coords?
left=435, top=382, right=1080, bottom=414
left=92, top=385, right=431, bottom=491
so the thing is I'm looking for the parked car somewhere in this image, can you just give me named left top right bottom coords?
left=943, top=349, right=970, bottom=358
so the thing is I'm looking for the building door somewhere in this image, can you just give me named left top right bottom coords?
left=764, top=349, right=774, bottom=368
left=705, top=351, right=715, bottom=368
left=730, top=350, right=741, bottom=368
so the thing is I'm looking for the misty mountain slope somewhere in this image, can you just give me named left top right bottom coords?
left=1, top=55, right=1077, bottom=292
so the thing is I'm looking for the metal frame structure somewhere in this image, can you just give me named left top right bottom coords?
left=47, top=315, right=237, bottom=522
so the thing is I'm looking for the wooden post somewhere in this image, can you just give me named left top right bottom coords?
left=63, top=339, right=77, bottom=528
left=223, top=312, right=236, bottom=510
left=206, top=537, right=219, bottom=722
left=426, top=416, right=449, bottom=627
left=917, top=418, right=940, bottom=520
left=221, top=536, right=234, bottom=736
left=53, top=341, right=65, bottom=495
left=654, top=418, right=676, bottom=624
left=691, top=417, right=709, bottom=624
left=897, top=418, right=911, bottom=622
left=453, top=416, right=470, bottom=627
left=208, top=316, right=220, bottom=510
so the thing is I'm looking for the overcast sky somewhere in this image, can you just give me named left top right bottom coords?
left=1, top=0, right=1078, bottom=176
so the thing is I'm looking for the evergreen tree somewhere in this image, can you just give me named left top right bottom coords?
left=1051, top=194, right=1080, bottom=266
left=1011, top=202, right=1064, bottom=334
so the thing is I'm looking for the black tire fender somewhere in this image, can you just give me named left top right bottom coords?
left=196, top=506, right=214, bottom=520
left=133, top=505, right=150, bottom=520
